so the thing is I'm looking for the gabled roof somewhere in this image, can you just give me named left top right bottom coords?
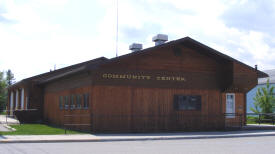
left=9, top=57, right=108, bottom=89
left=104, top=37, right=268, bottom=78
left=9, top=36, right=268, bottom=88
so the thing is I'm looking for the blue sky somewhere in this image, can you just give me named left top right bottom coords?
left=0, top=0, right=275, bottom=81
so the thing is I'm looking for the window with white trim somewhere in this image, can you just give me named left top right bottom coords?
left=226, top=93, right=235, bottom=118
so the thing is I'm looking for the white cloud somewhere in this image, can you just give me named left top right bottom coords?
left=0, top=0, right=274, bottom=81
left=30, top=0, right=69, bottom=6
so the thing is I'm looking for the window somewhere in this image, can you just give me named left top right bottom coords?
left=64, top=96, right=69, bottom=109
left=83, top=93, right=89, bottom=109
left=174, top=95, right=201, bottom=111
left=70, top=95, right=75, bottom=109
left=76, top=95, right=82, bottom=109
left=59, top=96, right=63, bottom=109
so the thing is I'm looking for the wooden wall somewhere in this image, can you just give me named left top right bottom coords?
left=233, top=62, right=258, bottom=92
left=43, top=73, right=92, bottom=130
left=44, top=86, right=92, bottom=130
left=92, top=85, right=224, bottom=132
left=101, top=47, right=223, bottom=72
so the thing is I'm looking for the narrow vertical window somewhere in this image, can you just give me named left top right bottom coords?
left=76, top=95, right=82, bottom=109
left=83, top=93, right=89, bottom=109
left=64, top=96, right=69, bottom=109
left=70, top=95, right=75, bottom=109
left=59, top=96, right=63, bottom=109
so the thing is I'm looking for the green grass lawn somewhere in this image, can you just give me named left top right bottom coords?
left=0, top=124, right=84, bottom=135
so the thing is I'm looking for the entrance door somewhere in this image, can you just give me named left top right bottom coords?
left=226, top=93, right=235, bottom=118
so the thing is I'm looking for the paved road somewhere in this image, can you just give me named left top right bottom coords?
left=1, top=136, right=275, bottom=154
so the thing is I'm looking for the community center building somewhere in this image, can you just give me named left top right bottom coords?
left=7, top=35, right=268, bottom=132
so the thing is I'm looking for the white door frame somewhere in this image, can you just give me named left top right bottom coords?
left=226, top=93, right=235, bottom=118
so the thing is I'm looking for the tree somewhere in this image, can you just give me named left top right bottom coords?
left=0, top=71, right=7, bottom=111
left=6, top=69, right=15, bottom=86
left=251, top=79, right=275, bottom=115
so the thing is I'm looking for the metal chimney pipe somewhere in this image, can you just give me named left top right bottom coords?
left=152, top=34, right=168, bottom=46
left=129, top=43, right=143, bottom=52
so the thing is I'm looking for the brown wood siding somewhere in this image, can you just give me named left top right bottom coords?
left=44, top=86, right=92, bottom=130
left=233, top=62, right=258, bottom=92
left=28, top=84, right=43, bottom=112
left=92, top=85, right=224, bottom=132
left=101, top=47, right=222, bottom=73
left=43, top=73, right=93, bottom=130
left=93, top=70, right=222, bottom=90
left=97, top=46, right=237, bottom=92
left=92, top=86, right=132, bottom=132
left=44, top=73, right=92, bottom=93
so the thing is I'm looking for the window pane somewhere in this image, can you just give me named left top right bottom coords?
left=174, top=95, right=201, bottom=111
left=83, top=93, right=89, bottom=109
left=70, top=95, right=75, bottom=109
left=64, top=96, right=69, bottom=109
left=59, top=96, right=63, bottom=109
left=76, top=95, right=82, bottom=109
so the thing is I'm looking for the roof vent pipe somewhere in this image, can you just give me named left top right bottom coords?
left=129, top=43, right=143, bottom=52
left=152, top=34, right=168, bottom=46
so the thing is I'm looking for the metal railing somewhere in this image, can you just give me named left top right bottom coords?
left=246, top=113, right=275, bottom=125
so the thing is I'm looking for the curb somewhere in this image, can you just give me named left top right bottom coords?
left=1, top=132, right=275, bottom=144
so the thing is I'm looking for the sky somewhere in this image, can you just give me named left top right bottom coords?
left=0, top=0, right=275, bottom=81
